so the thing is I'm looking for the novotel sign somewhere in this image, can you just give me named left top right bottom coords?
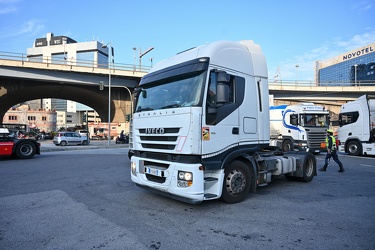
left=343, top=46, right=374, bottom=61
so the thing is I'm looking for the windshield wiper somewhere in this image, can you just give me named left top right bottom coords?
left=160, top=104, right=181, bottom=109
left=137, top=107, right=154, bottom=112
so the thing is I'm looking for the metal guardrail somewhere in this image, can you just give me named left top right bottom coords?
left=0, top=51, right=152, bottom=73
left=268, top=80, right=375, bottom=87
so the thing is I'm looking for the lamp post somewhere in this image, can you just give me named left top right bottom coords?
left=295, top=64, right=299, bottom=84
left=102, top=42, right=112, bottom=145
left=354, top=64, right=358, bottom=86
left=133, top=47, right=136, bottom=71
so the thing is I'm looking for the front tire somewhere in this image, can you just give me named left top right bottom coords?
left=347, top=140, right=361, bottom=156
left=282, top=140, right=293, bottom=152
left=221, top=160, right=251, bottom=204
left=15, top=141, right=36, bottom=159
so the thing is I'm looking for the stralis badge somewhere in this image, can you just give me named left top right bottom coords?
left=202, top=127, right=210, bottom=140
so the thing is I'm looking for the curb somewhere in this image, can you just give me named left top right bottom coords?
left=40, top=143, right=129, bottom=152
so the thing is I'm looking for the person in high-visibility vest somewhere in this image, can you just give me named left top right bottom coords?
left=319, top=129, right=345, bottom=173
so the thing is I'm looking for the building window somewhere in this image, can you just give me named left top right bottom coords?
left=8, top=115, right=18, bottom=121
left=42, top=116, right=47, bottom=121
left=28, top=116, right=36, bottom=121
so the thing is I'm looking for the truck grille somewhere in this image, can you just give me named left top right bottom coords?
left=306, top=130, right=326, bottom=149
left=138, top=127, right=180, bottom=150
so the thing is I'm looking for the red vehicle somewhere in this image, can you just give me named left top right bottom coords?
left=0, top=128, right=40, bottom=159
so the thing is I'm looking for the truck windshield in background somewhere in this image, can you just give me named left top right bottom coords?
left=135, top=72, right=206, bottom=112
left=300, top=114, right=330, bottom=127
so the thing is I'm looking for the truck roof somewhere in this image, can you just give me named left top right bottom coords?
left=149, top=40, right=268, bottom=79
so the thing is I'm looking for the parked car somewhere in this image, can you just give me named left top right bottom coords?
left=53, top=131, right=89, bottom=146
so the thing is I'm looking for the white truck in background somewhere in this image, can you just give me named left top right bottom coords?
left=338, top=94, right=375, bottom=156
left=269, top=103, right=330, bottom=153
left=129, top=40, right=316, bottom=204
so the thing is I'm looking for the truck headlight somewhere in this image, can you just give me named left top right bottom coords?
left=177, top=171, right=193, bottom=187
left=131, top=161, right=137, bottom=176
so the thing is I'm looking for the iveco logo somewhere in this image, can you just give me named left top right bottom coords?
left=146, top=128, right=165, bottom=134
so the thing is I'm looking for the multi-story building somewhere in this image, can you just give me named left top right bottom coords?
left=27, top=32, right=109, bottom=67
left=3, top=105, right=57, bottom=132
left=315, top=42, right=375, bottom=86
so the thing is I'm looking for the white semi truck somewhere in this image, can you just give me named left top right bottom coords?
left=269, top=103, right=330, bottom=153
left=338, top=94, right=375, bottom=156
left=129, top=40, right=316, bottom=204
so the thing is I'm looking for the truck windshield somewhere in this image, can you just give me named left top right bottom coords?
left=301, top=114, right=329, bottom=127
left=135, top=72, right=205, bottom=112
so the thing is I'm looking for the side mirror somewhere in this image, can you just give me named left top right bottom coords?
left=290, top=114, right=298, bottom=126
left=216, top=72, right=230, bottom=104
left=141, top=89, right=147, bottom=98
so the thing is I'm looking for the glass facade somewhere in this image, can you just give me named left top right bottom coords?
left=318, top=44, right=375, bottom=86
left=52, top=53, right=66, bottom=64
left=76, top=51, right=96, bottom=67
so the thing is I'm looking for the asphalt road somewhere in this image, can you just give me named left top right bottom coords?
left=0, top=144, right=374, bottom=249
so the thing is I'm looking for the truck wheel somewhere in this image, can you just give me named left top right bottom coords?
left=15, top=141, right=36, bottom=159
left=300, top=152, right=316, bottom=182
left=221, top=160, right=251, bottom=204
left=60, top=141, right=67, bottom=146
left=347, top=141, right=361, bottom=156
left=282, top=140, right=293, bottom=152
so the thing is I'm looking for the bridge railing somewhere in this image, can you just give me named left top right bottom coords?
left=269, top=79, right=375, bottom=87
left=0, top=51, right=151, bottom=73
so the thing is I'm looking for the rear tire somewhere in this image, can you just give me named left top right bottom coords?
left=15, top=141, right=36, bottom=159
left=60, top=141, right=67, bottom=146
left=299, top=152, right=316, bottom=182
left=221, top=160, right=251, bottom=204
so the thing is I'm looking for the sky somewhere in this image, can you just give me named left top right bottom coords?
left=0, top=0, right=375, bottom=82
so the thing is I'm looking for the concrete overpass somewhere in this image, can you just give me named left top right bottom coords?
left=268, top=82, right=375, bottom=114
left=0, top=55, right=147, bottom=123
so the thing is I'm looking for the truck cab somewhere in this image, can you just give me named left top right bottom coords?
left=338, top=94, right=375, bottom=156
left=129, top=40, right=316, bottom=204
left=269, top=103, right=330, bottom=153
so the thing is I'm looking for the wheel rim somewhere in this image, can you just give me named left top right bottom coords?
left=305, top=157, right=314, bottom=177
left=20, top=144, right=33, bottom=156
left=225, top=169, right=246, bottom=194
left=348, top=144, right=358, bottom=154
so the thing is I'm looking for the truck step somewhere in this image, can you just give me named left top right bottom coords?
left=204, top=177, right=218, bottom=183
left=204, top=193, right=218, bottom=199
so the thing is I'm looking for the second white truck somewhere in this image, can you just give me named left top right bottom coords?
left=338, top=94, right=375, bottom=156
left=269, top=103, right=330, bottom=153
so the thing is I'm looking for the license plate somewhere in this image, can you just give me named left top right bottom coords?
left=145, top=166, right=164, bottom=177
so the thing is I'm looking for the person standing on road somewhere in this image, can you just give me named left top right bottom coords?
left=319, top=129, right=345, bottom=173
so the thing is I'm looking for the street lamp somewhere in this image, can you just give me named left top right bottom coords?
left=102, top=42, right=113, bottom=145
left=295, top=64, right=299, bottom=83
left=133, top=47, right=136, bottom=71
left=354, top=64, right=358, bottom=86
